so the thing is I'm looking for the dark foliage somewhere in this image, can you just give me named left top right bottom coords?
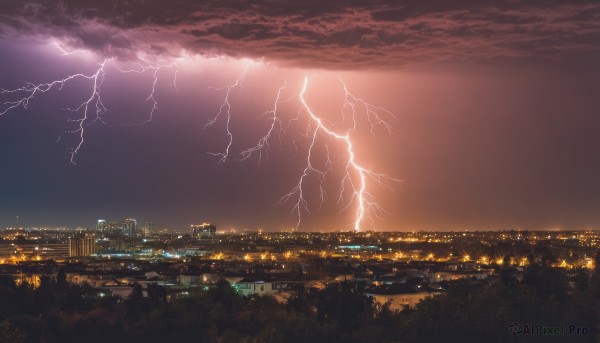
left=0, top=260, right=599, bottom=342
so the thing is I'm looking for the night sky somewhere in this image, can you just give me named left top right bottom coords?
left=0, top=1, right=599, bottom=231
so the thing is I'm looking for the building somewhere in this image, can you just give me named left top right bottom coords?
left=191, top=223, right=217, bottom=238
left=96, top=219, right=120, bottom=233
left=0, top=245, right=16, bottom=258
left=122, top=218, right=141, bottom=237
left=366, top=284, right=441, bottom=311
left=141, top=222, right=154, bottom=237
left=69, top=237, right=96, bottom=257
left=368, top=291, right=438, bottom=311
left=96, top=219, right=106, bottom=231
left=0, top=243, right=69, bottom=260
left=232, top=279, right=295, bottom=297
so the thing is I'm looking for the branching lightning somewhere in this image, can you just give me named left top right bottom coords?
left=0, top=43, right=178, bottom=163
left=1, top=41, right=397, bottom=230
left=207, top=72, right=397, bottom=231
left=63, top=60, right=109, bottom=163
left=282, top=76, right=398, bottom=231
left=0, top=59, right=110, bottom=163
left=117, top=59, right=179, bottom=125
left=339, top=77, right=395, bottom=137
left=240, top=80, right=292, bottom=163
left=50, top=41, right=90, bottom=56
left=204, top=68, right=247, bottom=163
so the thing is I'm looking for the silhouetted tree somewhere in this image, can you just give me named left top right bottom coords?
left=56, top=268, right=67, bottom=290
left=316, top=282, right=372, bottom=333
left=130, top=283, right=143, bottom=302
left=147, top=283, right=167, bottom=305
left=574, top=267, right=591, bottom=292
left=523, top=263, right=567, bottom=303
left=0, top=315, right=42, bottom=343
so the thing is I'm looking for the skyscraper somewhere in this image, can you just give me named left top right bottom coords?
left=122, top=218, right=139, bottom=237
left=96, top=219, right=106, bottom=231
left=96, top=219, right=120, bottom=233
left=142, top=221, right=154, bottom=237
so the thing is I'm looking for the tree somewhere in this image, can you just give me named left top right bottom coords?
left=522, top=263, right=568, bottom=318
left=147, top=283, right=167, bottom=305
left=56, top=268, right=67, bottom=290
left=573, top=267, right=591, bottom=292
left=208, top=279, right=239, bottom=313
left=130, top=283, right=144, bottom=303
left=316, top=282, right=373, bottom=333
left=590, top=250, right=600, bottom=295
left=0, top=315, right=42, bottom=343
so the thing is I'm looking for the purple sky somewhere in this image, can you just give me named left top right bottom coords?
left=0, top=1, right=599, bottom=231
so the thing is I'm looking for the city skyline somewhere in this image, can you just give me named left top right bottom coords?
left=1, top=1, right=600, bottom=231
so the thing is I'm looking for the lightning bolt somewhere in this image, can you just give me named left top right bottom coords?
left=117, top=59, right=179, bottom=125
left=63, top=60, right=109, bottom=164
left=49, top=41, right=90, bottom=56
left=2, top=42, right=397, bottom=230
left=208, top=72, right=397, bottom=231
left=0, top=59, right=110, bottom=163
left=240, top=80, right=292, bottom=162
left=281, top=76, right=397, bottom=231
left=0, top=44, right=178, bottom=163
left=339, top=77, right=395, bottom=137
left=204, top=68, right=247, bottom=163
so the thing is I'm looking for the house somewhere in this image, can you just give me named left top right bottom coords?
left=232, top=278, right=298, bottom=297
left=365, top=284, right=441, bottom=311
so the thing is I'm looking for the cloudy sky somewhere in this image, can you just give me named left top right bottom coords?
left=0, top=0, right=599, bottom=231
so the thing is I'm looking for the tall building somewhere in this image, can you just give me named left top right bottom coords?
left=96, top=219, right=106, bottom=231
left=122, top=218, right=140, bottom=237
left=96, top=219, right=119, bottom=233
left=141, top=222, right=154, bottom=237
left=191, top=223, right=217, bottom=238
left=69, top=237, right=96, bottom=257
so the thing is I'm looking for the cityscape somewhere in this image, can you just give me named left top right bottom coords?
left=0, top=220, right=599, bottom=340
left=1, top=0, right=600, bottom=342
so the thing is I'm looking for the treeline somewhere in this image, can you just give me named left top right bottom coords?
left=1, top=258, right=600, bottom=343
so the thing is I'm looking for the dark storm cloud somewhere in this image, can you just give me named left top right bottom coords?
left=0, top=0, right=599, bottom=68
